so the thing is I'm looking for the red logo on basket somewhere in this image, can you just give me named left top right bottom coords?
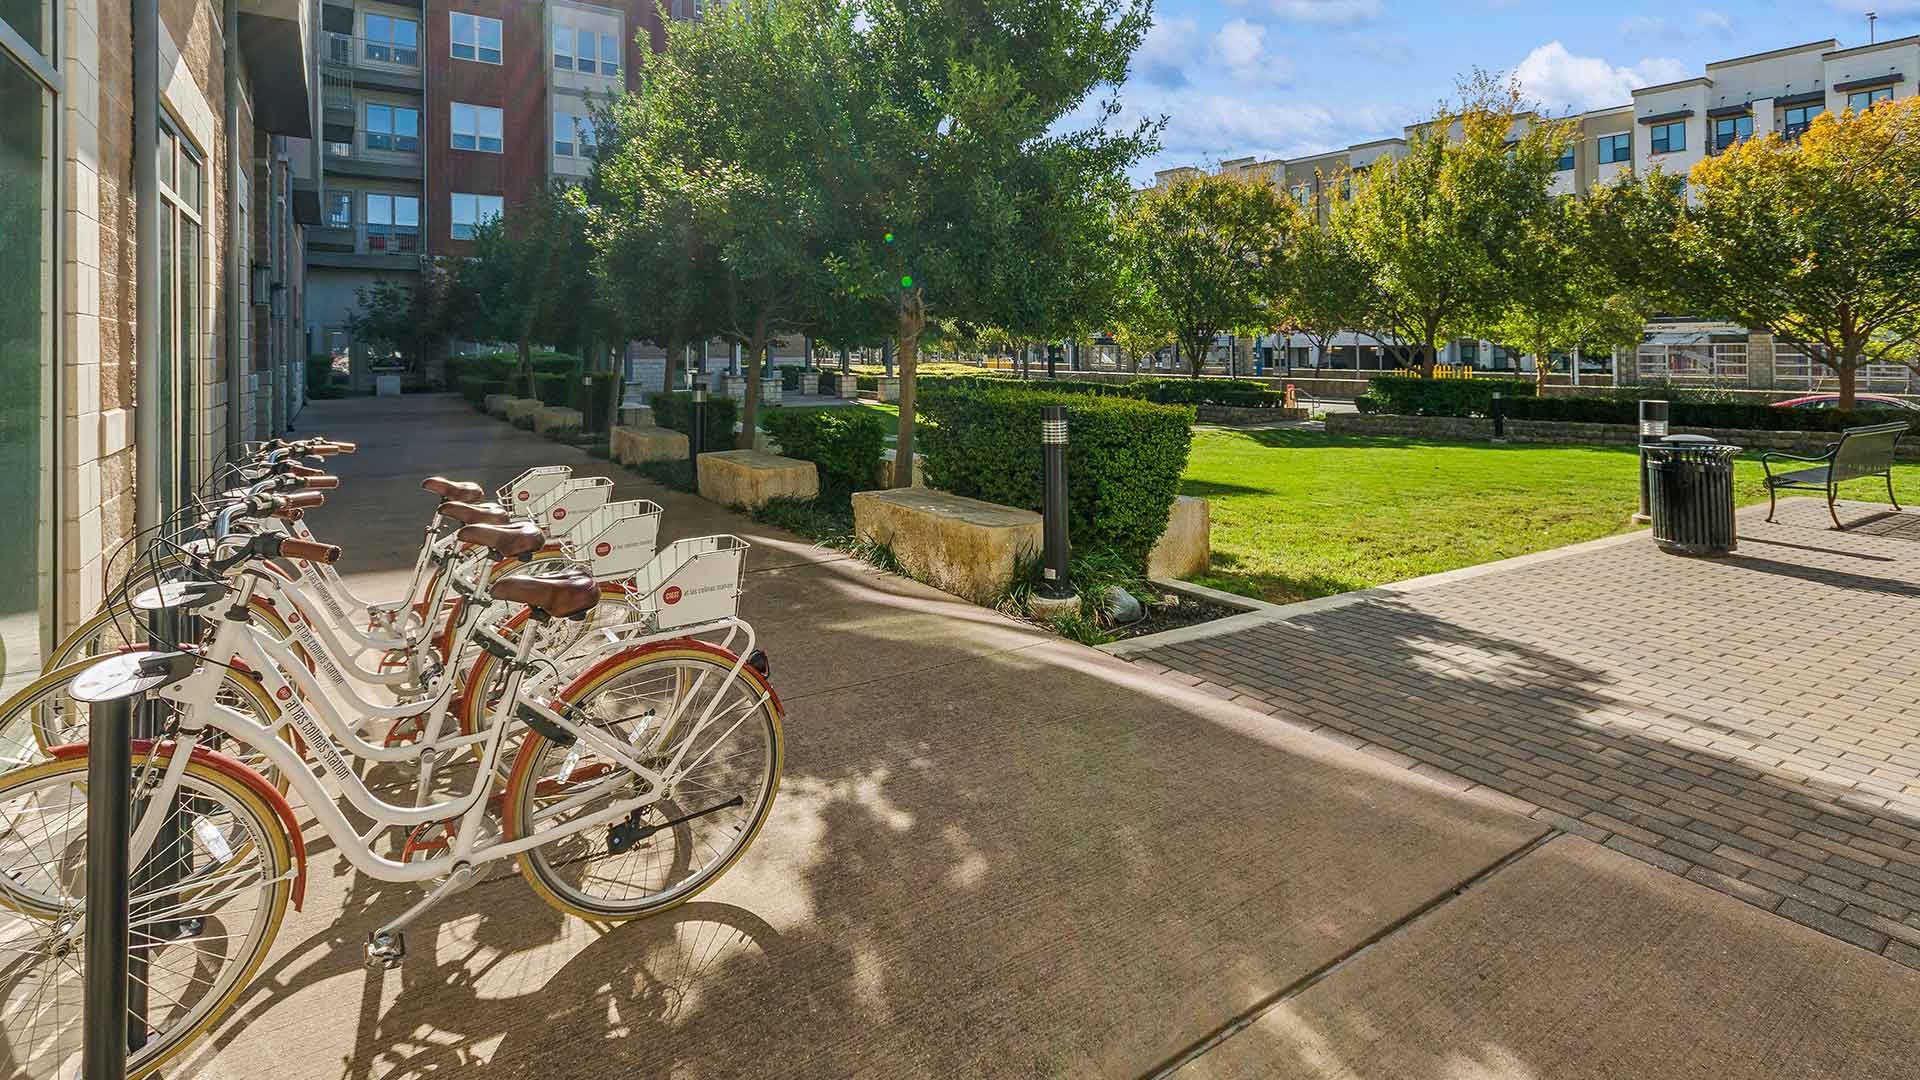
left=663, top=586, right=682, bottom=605
left=517, top=490, right=529, bottom=501
left=287, top=611, right=301, bottom=625
left=275, top=686, right=293, bottom=701
left=552, top=507, right=566, bottom=520
left=595, top=541, right=612, bottom=558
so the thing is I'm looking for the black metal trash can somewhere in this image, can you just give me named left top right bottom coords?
left=1646, top=435, right=1741, bottom=556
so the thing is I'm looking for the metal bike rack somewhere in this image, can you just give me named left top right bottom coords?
left=71, top=651, right=179, bottom=1080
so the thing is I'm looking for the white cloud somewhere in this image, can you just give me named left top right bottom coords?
left=1619, top=15, right=1674, bottom=44
left=1248, top=0, right=1382, bottom=25
left=1512, top=41, right=1689, bottom=112
left=1213, top=18, right=1271, bottom=80
left=1695, top=9, right=1736, bottom=33
left=1135, top=16, right=1198, bottom=88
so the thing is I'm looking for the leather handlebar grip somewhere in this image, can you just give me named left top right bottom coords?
left=287, top=462, right=323, bottom=477
left=281, top=538, right=341, bottom=564
left=302, top=475, right=341, bottom=490
left=272, top=507, right=306, bottom=521
left=284, top=491, right=327, bottom=509
left=319, top=440, right=357, bottom=454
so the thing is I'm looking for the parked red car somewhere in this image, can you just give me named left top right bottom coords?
left=1771, top=394, right=1920, bottom=412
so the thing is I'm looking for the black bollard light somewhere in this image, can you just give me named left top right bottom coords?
left=1635, top=399, right=1669, bottom=523
left=1491, top=391, right=1506, bottom=441
left=689, top=385, right=707, bottom=479
left=1040, top=405, right=1072, bottom=598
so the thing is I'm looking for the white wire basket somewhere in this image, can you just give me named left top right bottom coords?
left=528, top=476, right=614, bottom=535
left=626, top=535, right=749, bottom=631
left=497, top=466, right=571, bottom=511
left=566, top=499, right=665, bottom=581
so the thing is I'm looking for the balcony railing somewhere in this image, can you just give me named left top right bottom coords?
left=325, top=32, right=419, bottom=69
left=316, top=221, right=421, bottom=255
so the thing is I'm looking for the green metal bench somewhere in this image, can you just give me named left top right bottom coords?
left=1762, top=420, right=1907, bottom=529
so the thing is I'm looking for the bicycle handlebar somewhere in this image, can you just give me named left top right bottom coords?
left=280, top=538, right=342, bottom=564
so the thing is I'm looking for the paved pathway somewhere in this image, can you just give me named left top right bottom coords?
left=177, top=395, right=1920, bottom=1078
left=1130, top=499, right=1920, bottom=969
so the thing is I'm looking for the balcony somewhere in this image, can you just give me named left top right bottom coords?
left=322, top=32, right=421, bottom=93
left=320, top=138, right=422, bottom=182
left=306, top=222, right=425, bottom=270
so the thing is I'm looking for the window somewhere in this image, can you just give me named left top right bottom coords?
left=553, top=24, right=572, bottom=69
left=1848, top=86, right=1894, bottom=111
left=365, top=104, right=419, bottom=153
left=1553, top=144, right=1574, bottom=171
left=554, top=111, right=596, bottom=156
left=1782, top=104, right=1823, bottom=138
left=601, top=33, right=620, bottom=78
left=1598, top=132, right=1631, bottom=164
left=0, top=48, right=53, bottom=674
left=1650, top=121, right=1684, bottom=154
left=364, top=14, right=418, bottom=65
left=450, top=12, right=502, bottom=64
left=451, top=192, right=503, bottom=240
left=575, top=28, right=596, bottom=73
left=366, top=193, right=420, bottom=252
left=1712, top=114, right=1752, bottom=152
left=326, top=190, right=353, bottom=227
left=451, top=102, right=502, bottom=152
left=326, top=139, right=352, bottom=158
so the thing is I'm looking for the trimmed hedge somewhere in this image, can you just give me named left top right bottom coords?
left=1129, top=378, right=1287, bottom=408
left=1355, top=376, right=1537, bottom=417
left=457, top=374, right=509, bottom=406
left=918, top=380, right=1194, bottom=563
left=649, top=391, right=739, bottom=448
left=780, top=366, right=805, bottom=393
left=1503, top=395, right=1916, bottom=433
left=447, top=351, right=581, bottom=396
left=856, top=375, right=879, bottom=393
left=531, top=372, right=571, bottom=407
left=567, top=372, right=619, bottom=434
left=306, top=356, right=344, bottom=399
left=760, top=406, right=889, bottom=492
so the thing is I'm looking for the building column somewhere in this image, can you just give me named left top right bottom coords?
left=1746, top=331, right=1776, bottom=390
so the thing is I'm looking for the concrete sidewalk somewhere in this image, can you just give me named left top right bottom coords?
left=185, top=394, right=1919, bottom=1078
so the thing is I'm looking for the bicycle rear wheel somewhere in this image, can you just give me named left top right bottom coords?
left=504, top=646, right=782, bottom=921
left=0, top=750, right=292, bottom=1078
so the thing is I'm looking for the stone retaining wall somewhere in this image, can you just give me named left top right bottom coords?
left=1195, top=404, right=1308, bottom=425
left=1326, top=412, right=1920, bottom=459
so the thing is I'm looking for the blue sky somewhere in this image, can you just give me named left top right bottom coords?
left=1106, top=0, right=1919, bottom=178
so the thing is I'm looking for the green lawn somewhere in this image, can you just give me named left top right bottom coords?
left=1183, top=429, right=1918, bottom=604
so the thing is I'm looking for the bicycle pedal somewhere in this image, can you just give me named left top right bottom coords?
left=365, top=930, right=407, bottom=970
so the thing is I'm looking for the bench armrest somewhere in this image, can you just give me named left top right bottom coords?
left=1760, top=448, right=1836, bottom=464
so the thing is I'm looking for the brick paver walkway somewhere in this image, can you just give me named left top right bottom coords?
left=1132, top=499, right=1920, bottom=968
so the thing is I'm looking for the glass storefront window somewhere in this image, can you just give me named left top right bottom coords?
left=0, top=49, right=51, bottom=695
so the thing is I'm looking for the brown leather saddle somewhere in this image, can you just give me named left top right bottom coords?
left=492, top=570, right=600, bottom=619
left=423, top=476, right=485, bottom=503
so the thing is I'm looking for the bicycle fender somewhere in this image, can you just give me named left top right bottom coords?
left=558, top=639, right=784, bottom=720
left=49, top=740, right=310, bottom=910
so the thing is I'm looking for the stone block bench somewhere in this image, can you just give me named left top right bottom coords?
left=1147, top=495, right=1210, bottom=580
left=851, top=488, right=1041, bottom=602
left=484, top=392, right=515, bottom=416
left=618, top=403, right=655, bottom=428
left=533, top=406, right=584, bottom=435
left=611, top=424, right=688, bottom=466
left=696, top=449, right=819, bottom=510
left=500, top=397, right=544, bottom=424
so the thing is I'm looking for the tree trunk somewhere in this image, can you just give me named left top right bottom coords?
left=661, top=335, right=684, bottom=395
left=607, top=343, right=625, bottom=436
left=517, top=338, right=534, bottom=397
left=1186, top=335, right=1205, bottom=378
left=1421, top=333, right=1437, bottom=379
left=839, top=346, right=850, bottom=373
left=1837, top=357, right=1857, bottom=410
left=737, top=321, right=769, bottom=450
left=882, top=338, right=894, bottom=379
left=1534, top=336, right=1550, bottom=395
left=893, top=300, right=927, bottom=488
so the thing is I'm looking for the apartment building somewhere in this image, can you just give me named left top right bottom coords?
left=2, top=0, right=315, bottom=691
left=1157, top=33, right=1920, bottom=390
left=299, top=0, right=669, bottom=375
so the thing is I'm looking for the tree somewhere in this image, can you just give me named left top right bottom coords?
left=831, top=0, right=1155, bottom=485
left=592, top=0, right=849, bottom=446
left=1481, top=193, right=1651, bottom=391
left=1269, top=197, right=1374, bottom=372
left=345, top=267, right=452, bottom=375
left=1678, top=97, right=1920, bottom=408
left=444, top=183, right=596, bottom=393
left=1343, top=73, right=1570, bottom=377
left=1117, top=173, right=1299, bottom=378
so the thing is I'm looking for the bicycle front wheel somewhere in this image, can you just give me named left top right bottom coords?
left=0, top=750, right=293, bottom=1078
left=504, top=646, right=782, bottom=921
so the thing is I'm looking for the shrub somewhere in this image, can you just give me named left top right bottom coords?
left=306, top=356, right=344, bottom=399
left=1129, top=378, right=1286, bottom=408
left=457, top=375, right=509, bottom=406
left=568, top=372, right=619, bottom=434
left=856, top=375, right=878, bottom=393
left=918, top=380, right=1193, bottom=563
left=760, top=406, right=889, bottom=492
left=780, top=366, right=804, bottom=393
left=531, top=372, right=571, bottom=407
left=1359, top=375, right=1536, bottom=417
left=649, top=390, right=739, bottom=448
left=1502, top=396, right=1915, bottom=433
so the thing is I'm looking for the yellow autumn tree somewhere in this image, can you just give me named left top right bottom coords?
left=1680, top=96, right=1920, bottom=408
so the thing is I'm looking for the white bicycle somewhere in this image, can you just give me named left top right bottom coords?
left=0, top=490, right=783, bottom=1079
